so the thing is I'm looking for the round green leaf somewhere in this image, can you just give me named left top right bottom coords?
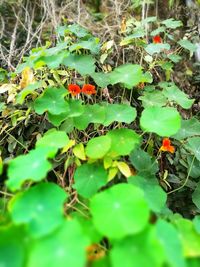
left=138, top=91, right=167, bottom=108
left=103, top=104, right=137, bottom=126
left=34, top=87, right=68, bottom=115
left=0, top=225, right=26, bottom=267
left=9, top=182, right=67, bottom=238
left=48, top=99, right=84, bottom=126
left=184, top=137, right=200, bottom=161
left=192, top=182, right=200, bottom=209
left=73, top=163, right=108, bottom=198
left=63, top=54, right=96, bottom=75
left=140, top=107, right=181, bottom=136
left=73, top=104, right=105, bottom=130
left=109, top=64, right=143, bottom=89
left=36, top=129, right=69, bottom=152
left=173, top=118, right=200, bottom=140
left=6, top=147, right=52, bottom=191
left=156, top=219, right=185, bottom=267
left=128, top=175, right=167, bottom=213
left=85, top=136, right=111, bottom=159
left=174, top=218, right=200, bottom=258
left=28, top=219, right=89, bottom=267
left=145, top=43, right=170, bottom=55
left=107, top=128, right=140, bottom=156
left=160, top=82, right=194, bottom=109
left=90, top=183, right=150, bottom=239
left=110, top=227, right=165, bottom=267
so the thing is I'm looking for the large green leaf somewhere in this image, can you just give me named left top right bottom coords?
left=159, top=82, right=194, bottom=109
left=9, top=182, right=67, bottom=238
left=69, top=38, right=100, bottom=54
left=184, top=137, right=200, bottom=161
left=34, top=87, right=68, bottom=115
left=63, top=54, right=96, bottom=75
left=6, top=147, right=53, bottom=191
left=16, top=81, right=43, bottom=104
left=178, top=39, right=197, bottom=55
left=85, top=135, right=111, bottom=159
left=103, top=103, right=137, bottom=126
left=145, top=43, right=170, bottom=55
left=192, top=182, right=200, bottom=209
left=0, top=225, right=26, bottom=267
left=156, top=219, right=186, bottom=267
left=109, top=64, right=144, bottom=89
left=139, top=90, right=167, bottom=108
left=36, top=129, right=69, bottom=154
left=140, top=107, right=181, bottom=136
left=28, top=219, right=89, bottom=267
left=107, top=128, right=140, bottom=157
left=110, top=227, right=165, bottom=267
left=129, top=148, right=158, bottom=176
left=73, top=163, right=108, bottom=198
left=161, top=18, right=183, bottom=29
left=128, top=175, right=166, bottom=212
left=173, top=118, right=200, bottom=140
left=73, top=104, right=105, bottom=130
left=174, top=218, right=200, bottom=258
left=48, top=99, right=84, bottom=126
left=91, top=72, right=110, bottom=88
left=90, top=183, right=150, bottom=239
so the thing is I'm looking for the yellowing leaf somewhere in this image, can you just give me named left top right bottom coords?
left=73, top=143, right=86, bottom=161
left=19, top=67, right=35, bottom=89
left=0, top=84, right=15, bottom=94
left=108, top=167, right=118, bottom=182
left=103, top=156, right=113, bottom=169
left=61, top=140, right=75, bottom=154
left=116, top=161, right=132, bottom=178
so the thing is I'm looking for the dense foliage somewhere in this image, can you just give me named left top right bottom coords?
left=0, top=13, right=200, bottom=267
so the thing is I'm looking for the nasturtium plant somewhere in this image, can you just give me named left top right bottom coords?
left=107, top=128, right=140, bottom=156
left=0, top=225, right=27, bottom=267
left=103, top=104, right=137, bottom=126
left=140, top=107, right=181, bottom=136
left=109, top=64, right=144, bottom=89
left=36, top=129, right=69, bottom=153
left=85, top=135, right=111, bottom=159
left=159, top=82, right=194, bottom=109
left=139, top=90, right=167, bottom=108
left=1, top=9, right=200, bottom=267
left=184, top=137, right=200, bottom=161
left=63, top=54, right=96, bottom=75
left=145, top=43, right=170, bottom=55
left=28, top=219, right=89, bottom=267
left=34, top=87, right=68, bottom=115
left=110, top=227, right=165, bottom=267
left=90, top=183, right=150, bottom=239
left=7, top=147, right=53, bottom=191
left=73, top=163, right=108, bottom=198
left=156, top=219, right=186, bottom=267
left=9, top=183, right=67, bottom=238
left=173, top=118, right=200, bottom=140
left=128, top=175, right=167, bottom=213
left=130, top=148, right=159, bottom=176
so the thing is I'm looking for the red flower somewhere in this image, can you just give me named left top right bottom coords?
left=82, top=84, right=96, bottom=95
left=160, top=138, right=175, bottom=153
left=153, top=35, right=162, bottom=44
left=68, top=84, right=81, bottom=96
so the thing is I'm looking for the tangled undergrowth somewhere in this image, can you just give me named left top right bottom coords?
left=1, top=1, right=200, bottom=267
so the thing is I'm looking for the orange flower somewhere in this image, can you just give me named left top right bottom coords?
left=160, top=138, right=175, bottom=153
left=68, top=84, right=81, bottom=96
left=153, top=35, right=162, bottom=44
left=82, top=84, right=96, bottom=95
